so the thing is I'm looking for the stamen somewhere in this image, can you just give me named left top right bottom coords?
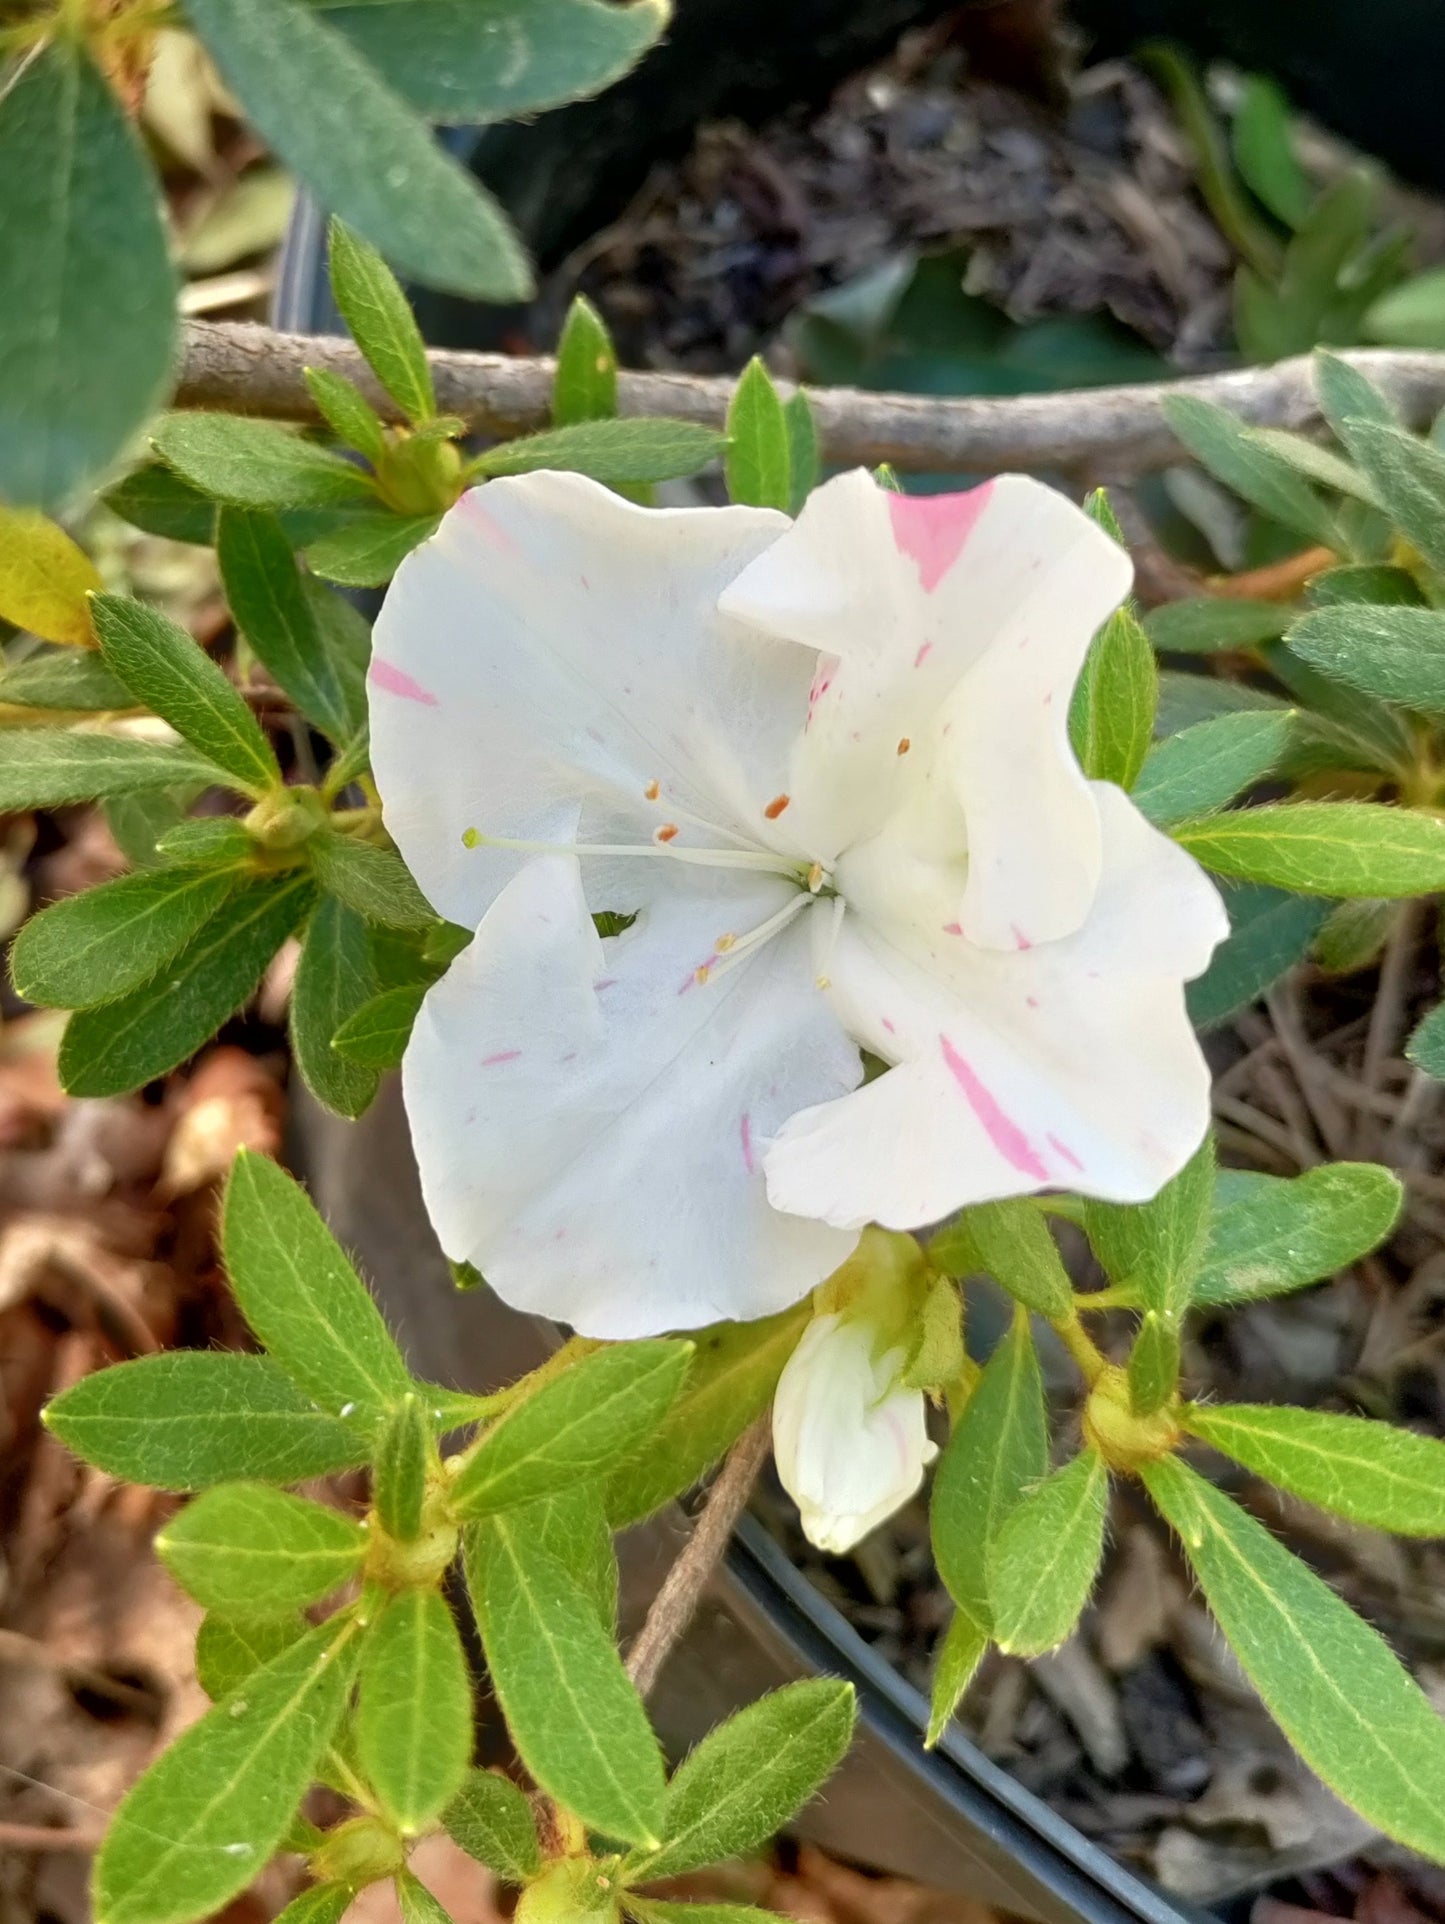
left=655, top=823, right=679, bottom=843
left=697, top=893, right=814, bottom=985
left=461, top=829, right=800, bottom=878
left=815, top=893, right=847, bottom=990
left=643, top=778, right=660, bottom=801
left=764, top=793, right=791, bottom=819
left=896, top=737, right=911, bottom=756
left=806, top=862, right=825, bottom=893
left=641, top=791, right=760, bottom=852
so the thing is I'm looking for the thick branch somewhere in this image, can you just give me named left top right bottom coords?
left=624, top=1415, right=772, bottom=1700
left=179, top=322, right=1445, bottom=477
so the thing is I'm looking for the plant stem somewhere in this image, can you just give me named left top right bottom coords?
left=625, top=1415, right=771, bottom=1699
left=1052, top=1309, right=1110, bottom=1387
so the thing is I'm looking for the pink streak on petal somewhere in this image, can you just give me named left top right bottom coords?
left=888, top=482, right=994, bottom=593
left=1011, top=924, right=1032, bottom=951
left=914, top=641, right=933, bottom=668
left=740, top=1112, right=756, bottom=1176
left=942, top=921, right=964, bottom=937
left=939, top=1034, right=1049, bottom=1181
left=593, top=977, right=617, bottom=991
left=456, top=491, right=519, bottom=551
left=1025, top=995, right=1040, bottom=1010
left=881, top=1016, right=897, bottom=1035
left=369, top=657, right=439, bottom=706
left=1048, top=1133, right=1084, bottom=1173
left=481, top=1049, right=522, bottom=1067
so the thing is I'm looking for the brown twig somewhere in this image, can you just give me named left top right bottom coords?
left=0, top=1822, right=106, bottom=1853
left=177, top=324, right=1445, bottom=479
left=1356, top=901, right=1422, bottom=1156
left=0, top=1626, right=155, bottom=1716
left=625, top=1415, right=772, bottom=1700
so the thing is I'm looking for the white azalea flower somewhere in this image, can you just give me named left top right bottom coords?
left=370, top=467, right=1227, bottom=1339
left=773, top=1308, right=937, bottom=1555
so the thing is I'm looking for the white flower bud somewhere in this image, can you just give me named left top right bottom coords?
left=772, top=1309, right=938, bottom=1555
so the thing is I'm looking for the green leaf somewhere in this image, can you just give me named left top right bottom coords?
left=452, top=1340, right=691, bottom=1517
left=304, top=366, right=388, bottom=467
left=1156, top=671, right=1289, bottom=736
left=553, top=296, right=617, bottom=427
left=305, top=512, right=440, bottom=587
left=1338, top=420, right=1445, bottom=582
left=1164, top=394, right=1339, bottom=549
left=725, top=359, right=791, bottom=512
left=1127, top=1310, right=1181, bottom=1416
left=1084, top=1136, right=1214, bottom=1324
left=185, top=0, right=532, bottom=300
left=316, top=0, right=667, bottom=122
left=471, top=420, right=724, bottom=485
left=443, top=1770, right=540, bottom=1883
left=1187, top=880, right=1330, bottom=1030
left=331, top=982, right=426, bottom=1070
left=11, top=863, right=247, bottom=1010
left=222, top=1148, right=415, bottom=1431
left=195, top=1613, right=306, bottom=1701
left=290, top=897, right=383, bottom=1119
left=373, top=1393, right=431, bottom=1541
left=0, top=38, right=176, bottom=510
left=1365, top=267, right=1445, bottom=349
left=218, top=511, right=366, bottom=742
left=0, top=506, right=100, bottom=640
left=1241, top=429, right=1380, bottom=509
left=157, top=1483, right=367, bottom=1615
left=1142, top=598, right=1290, bottom=654
left=1173, top=802, right=1445, bottom=898
left=924, top=1609, right=988, bottom=1748
left=1304, top=563, right=1424, bottom=608
left=628, top=1905, right=778, bottom=1924
left=1407, top=1000, right=1445, bottom=1079
left=1231, top=75, right=1310, bottom=227
left=152, top=412, right=377, bottom=511
left=989, top=1450, right=1108, bottom=1658
left=1183, top=1402, right=1445, bottom=1536
left=605, top=1308, right=806, bottom=1528
left=1192, top=1163, right=1402, bottom=1306
left=43, top=1352, right=367, bottom=1490
left=1287, top=604, right=1445, bottom=714
left=1314, top=896, right=1394, bottom=973
left=784, top=392, right=820, bottom=513
left=930, top=1311, right=1047, bottom=1627
left=0, top=646, right=134, bottom=712
left=309, top=831, right=434, bottom=928
left=91, top=594, right=280, bottom=795
left=466, top=1514, right=666, bottom=1847
left=1142, top=1455, right=1445, bottom=1861
left=1133, top=710, right=1295, bottom=828
left=510, top=1485, right=617, bottom=1629
left=1314, top=351, right=1398, bottom=445
left=93, top=1618, right=360, bottom=1924
left=0, top=732, right=233, bottom=813
left=104, top=464, right=218, bottom=545
left=627, top=1681, right=857, bottom=1882
left=940, top=1201, right=1071, bottom=1320
left=358, top=1588, right=472, bottom=1832
left=158, top=817, right=257, bottom=867
left=58, top=876, right=312, bottom=1096
left=1069, top=600, right=1157, bottom=792
left=270, top=1889, right=351, bottom=1924
left=394, top=1872, right=454, bottom=1924
left=327, top=219, right=436, bottom=423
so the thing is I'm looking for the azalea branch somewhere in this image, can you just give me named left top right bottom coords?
left=178, top=323, right=1445, bottom=479
left=625, top=1414, right=773, bottom=1700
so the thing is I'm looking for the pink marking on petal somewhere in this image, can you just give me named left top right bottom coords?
left=914, top=641, right=933, bottom=668
left=1048, top=1133, right=1085, bottom=1173
left=1011, top=924, right=1032, bottom=952
left=942, top=921, right=964, bottom=937
left=677, top=972, right=696, bottom=996
left=1025, top=995, right=1040, bottom=1010
left=481, top=1049, right=522, bottom=1067
left=1042, top=690, right=1053, bottom=707
left=881, top=1016, right=897, bottom=1035
left=887, top=482, right=994, bottom=593
left=368, top=657, right=439, bottom=706
left=456, top=492, right=519, bottom=550
left=593, top=977, right=617, bottom=991
left=740, top=1112, right=757, bottom=1176
left=560, top=1052, right=577, bottom=1063
left=939, top=1034, right=1048, bottom=1181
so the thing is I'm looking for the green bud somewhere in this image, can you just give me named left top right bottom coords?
left=244, top=784, right=327, bottom=850
left=311, top=1815, right=406, bottom=1888
left=515, top=1857, right=617, bottom=1924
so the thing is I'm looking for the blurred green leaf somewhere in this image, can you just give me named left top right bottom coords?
left=1164, top=394, right=1339, bottom=549
left=331, top=982, right=426, bottom=1070
left=924, top=1609, right=988, bottom=1748
left=153, top=412, right=378, bottom=510
left=1133, top=710, right=1295, bottom=827
left=1186, top=880, right=1329, bottom=1030
left=104, top=464, right=218, bottom=545
left=989, top=1450, right=1108, bottom=1657
left=1288, top=604, right=1445, bottom=714
left=305, top=366, right=388, bottom=467
left=471, top=419, right=724, bottom=484
left=1085, top=1136, right=1214, bottom=1323
left=305, top=511, right=441, bottom=586
left=373, top=1393, right=430, bottom=1542
left=0, top=646, right=134, bottom=712
left=1365, top=267, right=1445, bottom=349
left=1193, top=1162, right=1402, bottom=1305
left=327, top=219, right=437, bottom=423
left=443, top=1770, right=540, bottom=1882
left=942, top=1201, right=1072, bottom=1320
left=290, top=896, right=383, bottom=1118
left=1340, top=420, right=1445, bottom=581
left=1303, top=563, right=1423, bottom=607
left=1070, top=600, right=1157, bottom=791
left=1143, top=597, right=1290, bottom=654
left=186, top=0, right=532, bottom=299
left=1173, top=802, right=1445, bottom=897
left=725, top=359, right=791, bottom=511
left=1407, top=1000, right=1445, bottom=1079
left=1231, top=76, right=1310, bottom=228
left=0, top=39, right=175, bottom=509
left=1313, top=896, right=1394, bottom=972
left=309, top=832, right=434, bottom=928
left=553, top=295, right=618, bottom=427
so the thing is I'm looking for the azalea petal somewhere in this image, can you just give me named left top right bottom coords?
left=370, top=472, right=808, bottom=929
left=720, top=470, right=1132, bottom=945
left=402, top=854, right=861, bottom=1337
left=765, top=786, right=1228, bottom=1227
